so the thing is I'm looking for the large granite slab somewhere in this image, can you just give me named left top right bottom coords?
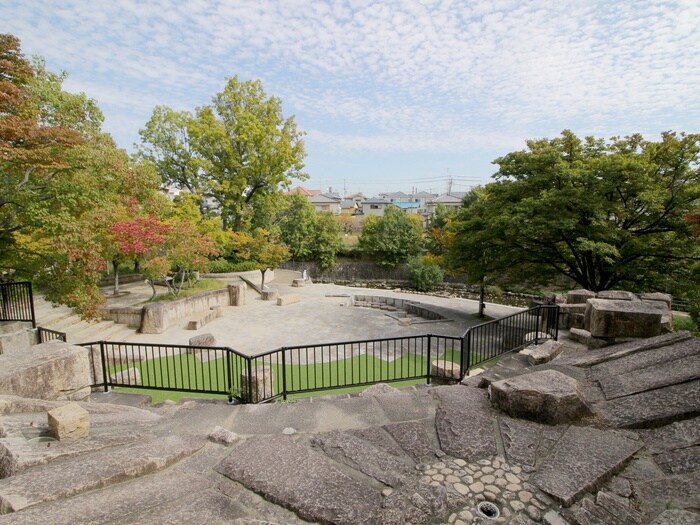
left=311, top=430, right=413, bottom=487
left=640, top=417, right=700, bottom=454
left=433, top=386, right=496, bottom=460
left=0, top=435, right=204, bottom=513
left=347, top=427, right=406, bottom=457
left=594, top=379, right=700, bottom=428
left=383, top=420, right=436, bottom=461
left=531, top=426, right=642, bottom=506
left=654, top=446, right=700, bottom=476
left=499, top=415, right=566, bottom=467
left=649, top=509, right=700, bottom=525
left=590, top=338, right=700, bottom=378
left=585, top=299, right=662, bottom=338
left=597, top=353, right=700, bottom=400
left=216, top=436, right=379, bottom=525
left=635, top=471, right=700, bottom=511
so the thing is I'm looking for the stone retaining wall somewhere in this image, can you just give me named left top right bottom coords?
left=140, top=288, right=231, bottom=334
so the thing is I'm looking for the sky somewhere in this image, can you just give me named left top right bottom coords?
left=2, top=0, right=699, bottom=196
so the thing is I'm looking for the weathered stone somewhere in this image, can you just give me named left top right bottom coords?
left=520, top=340, right=564, bottom=365
left=311, top=430, right=412, bottom=487
left=261, top=289, right=278, bottom=301
left=639, top=292, right=673, bottom=309
left=655, top=446, right=700, bottom=475
left=649, top=509, right=700, bottom=525
left=228, top=282, right=247, bottom=306
left=47, top=403, right=89, bottom=442
left=291, top=278, right=305, bottom=287
left=566, top=289, right=596, bottom=304
left=240, top=366, right=274, bottom=403
left=431, top=360, right=461, bottom=385
left=596, top=290, right=637, bottom=301
left=277, top=294, right=300, bottom=306
left=542, top=509, right=570, bottom=525
left=558, top=304, right=587, bottom=330
left=490, top=370, right=591, bottom=424
left=208, top=426, right=239, bottom=446
left=596, top=490, right=643, bottom=524
left=187, top=306, right=221, bottom=330
left=0, top=435, right=203, bottom=513
left=499, top=416, right=566, bottom=467
left=358, top=382, right=399, bottom=397
left=532, top=426, right=642, bottom=506
left=0, top=327, right=35, bottom=355
left=0, top=342, right=91, bottom=401
left=594, top=379, right=700, bottom=428
left=635, top=471, right=700, bottom=513
left=434, top=386, right=496, bottom=460
left=110, top=367, right=141, bottom=386
left=585, top=299, right=662, bottom=338
left=641, top=416, right=700, bottom=454
left=216, top=436, right=379, bottom=525
left=189, top=333, right=216, bottom=346
left=383, top=421, right=435, bottom=461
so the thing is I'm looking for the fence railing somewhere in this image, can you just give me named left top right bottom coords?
left=82, top=304, right=559, bottom=403
left=0, top=282, right=36, bottom=327
left=462, top=304, right=559, bottom=374
left=38, top=327, right=67, bottom=343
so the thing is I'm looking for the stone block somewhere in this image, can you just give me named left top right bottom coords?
left=110, top=367, right=141, bottom=386
left=0, top=327, right=36, bottom=355
left=520, top=340, right=563, bottom=365
left=639, top=292, right=673, bottom=310
left=261, top=289, right=278, bottom=301
left=47, top=403, right=89, bottom=442
left=585, top=299, right=662, bottom=338
left=292, top=278, right=305, bottom=287
left=208, top=426, right=239, bottom=446
left=228, top=282, right=246, bottom=306
left=186, top=307, right=220, bottom=330
left=240, top=366, right=274, bottom=403
left=596, top=290, right=637, bottom=301
left=0, top=342, right=91, bottom=401
left=189, top=333, right=216, bottom=347
left=566, top=289, right=596, bottom=304
left=277, top=294, right=300, bottom=306
left=490, top=370, right=591, bottom=424
left=431, top=360, right=461, bottom=385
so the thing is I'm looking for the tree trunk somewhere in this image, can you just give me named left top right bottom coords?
left=113, top=260, right=120, bottom=295
left=260, top=268, right=267, bottom=290
left=478, top=278, right=486, bottom=318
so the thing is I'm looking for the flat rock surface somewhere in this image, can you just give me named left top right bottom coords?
left=433, top=385, right=496, bottom=461
left=0, top=435, right=204, bottom=513
left=383, top=420, right=436, bottom=461
left=499, top=415, right=566, bottom=467
left=216, top=436, right=380, bottom=525
left=635, top=471, right=700, bottom=511
left=532, top=426, right=643, bottom=505
left=593, top=379, right=700, bottom=428
left=640, top=417, right=700, bottom=454
left=311, top=430, right=413, bottom=487
left=649, top=509, right=700, bottom=525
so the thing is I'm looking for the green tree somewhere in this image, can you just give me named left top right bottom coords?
left=359, top=206, right=423, bottom=267
left=139, top=77, right=306, bottom=230
left=313, top=212, right=342, bottom=270
left=279, top=194, right=316, bottom=260
left=447, top=130, right=700, bottom=292
left=230, top=228, right=289, bottom=290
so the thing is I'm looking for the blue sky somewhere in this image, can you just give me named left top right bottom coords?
left=3, top=0, right=699, bottom=196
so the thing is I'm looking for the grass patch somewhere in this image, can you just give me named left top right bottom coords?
left=146, top=279, right=228, bottom=303
left=673, top=314, right=698, bottom=335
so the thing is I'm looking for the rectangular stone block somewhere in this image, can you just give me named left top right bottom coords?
left=47, top=403, right=89, bottom=442
left=596, top=290, right=637, bottom=301
left=585, top=299, right=662, bottom=338
left=261, top=289, right=278, bottom=301
left=277, top=294, right=300, bottom=306
left=638, top=292, right=672, bottom=310
left=189, top=333, right=216, bottom=346
left=228, top=282, right=247, bottom=306
left=292, top=278, right=305, bottom=287
left=240, top=366, right=274, bottom=403
left=186, top=307, right=220, bottom=330
left=566, top=289, right=596, bottom=304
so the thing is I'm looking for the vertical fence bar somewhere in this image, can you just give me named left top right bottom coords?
left=27, top=284, right=36, bottom=328
left=225, top=349, right=232, bottom=403
left=100, top=342, right=109, bottom=392
left=246, top=356, right=253, bottom=403
left=281, top=347, right=288, bottom=401
left=426, top=335, right=432, bottom=384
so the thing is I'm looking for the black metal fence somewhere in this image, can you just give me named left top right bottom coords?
left=0, top=282, right=36, bottom=327
left=38, top=327, right=67, bottom=343
left=82, top=304, right=559, bottom=403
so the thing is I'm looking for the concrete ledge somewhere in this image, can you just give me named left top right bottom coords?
left=277, top=295, right=300, bottom=306
left=187, top=306, right=222, bottom=330
left=140, top=289, right=230, bottom=334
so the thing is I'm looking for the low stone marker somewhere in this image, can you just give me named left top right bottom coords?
left=189, top=333, right=216, bottom=347
left=47, top=403, right=89, bottom=442
left=240, top=366, right=273, bottom=403
left=431, top=360, right=461, bottom=385
left=490, top=370, right=591, bottom=424
left=520, top=340, right=563, bottom=365
left=261, top=289, right=278, bottom=301
left=110, top=367, right=141, bottom=385
left=277, top=294, right=300, bottom=306
left=228, top=282, right=246, bottom=306
left=292, top=278, right=305, bottom=287
left=187, top=306, right=221, bottom=330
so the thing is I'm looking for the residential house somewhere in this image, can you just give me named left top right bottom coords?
left=361, top=198, right=394, bottom=217
left=425, top=192, right=466, bottom=216
left=393, top=201, right=421, bottom=215
left=308, top=193, right=342, bottom=214
left=286, top=186, right=321, bottom=197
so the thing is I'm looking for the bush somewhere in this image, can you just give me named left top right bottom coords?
left=408, top=257, right=444, bottom=292
left=207, top=258, right=259, bottom=273
left=673, top=314, right=697, bottom=334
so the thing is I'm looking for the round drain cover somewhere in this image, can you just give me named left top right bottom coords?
left=475, top=501, right=500, bottom=520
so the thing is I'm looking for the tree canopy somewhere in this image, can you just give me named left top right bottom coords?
left=447, top=130, right=700, bottom=293
left=138, top=77, right=306, bottom=230
left=359, top=206, right=423, bottom=268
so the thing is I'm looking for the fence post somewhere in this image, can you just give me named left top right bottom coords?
left=459, top=333, right=465, bottom=380
left=534, top=306, right=541, bottom=345
left=27, top=284, right=36, bottom=328
left=426, top=335, right=432, bottom=385
left=281, top=347, right=288, bottom=401
left=246, top=357, right=254, bottom=404
left=553, top=305, right=560, bottom=340
left=225, top=350, right=232, bottom=403
left=100, top=342, right=109, bottom=393
left=464, top=330, right=472, bottom=376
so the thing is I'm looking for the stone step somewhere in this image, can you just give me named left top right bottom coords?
left=36, top=309, right=76, bottom=328
left=68, top=320, right=134, bottom=344
left=0, top=435, right=204, bottom=514
left=46, top=315, right=88, bottom=333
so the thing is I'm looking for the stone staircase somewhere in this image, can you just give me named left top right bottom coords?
left=34, top=295, right=135, bottom=344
